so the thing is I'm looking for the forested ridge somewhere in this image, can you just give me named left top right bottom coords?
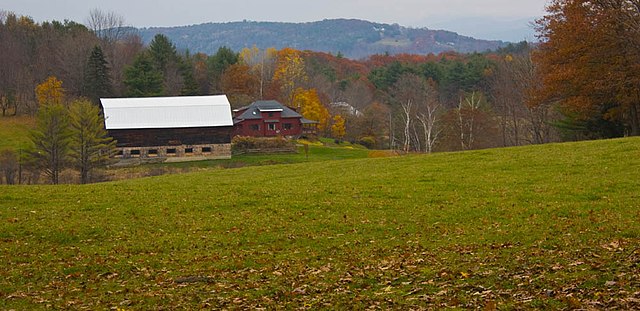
left=137, top=19, right=508, bottom=59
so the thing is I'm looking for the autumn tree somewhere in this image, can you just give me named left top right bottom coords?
left=352, top=102, right=390, bottom=148
left=35, top=76, right=65, bottom=107
left=240, top=46, right=277, bottom=99
left=27, top=103, right=71, bottom=184
left=293, top=88, right=330, bottom=131
left=331, top=115, right=346, bottom=141
left=273, top=48, right=307, bottom=106
left=191, top=52, right=212, bottom=94
left=209, top=46, right=239, bottom=93
left=83, top=45, right=113, bottom=104
left=443, top=91, right=499, bottom=151
left=221, top=63, right=259, bottom=107
left=68, top=99, right=116, bottom=184
left=535, top=0, right=640, bottom=136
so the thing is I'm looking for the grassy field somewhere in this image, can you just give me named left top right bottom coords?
left=1, top=138, right=639, bottom=309
left=0, top=116, right=35, bottom=151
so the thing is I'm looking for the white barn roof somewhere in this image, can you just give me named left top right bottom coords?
left=100, top=95, right=233, bottom=130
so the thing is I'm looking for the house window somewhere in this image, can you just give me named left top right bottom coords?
left=283, top=123, right=293, bottom=130
left=268, top=123, right=277, bottom=131
left=250, top=124, right=260, bottom=131
left=268, top=112, right=274, bottom=117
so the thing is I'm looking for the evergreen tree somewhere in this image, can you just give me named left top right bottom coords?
left=27, top=103, right=72, bottom=184
left=180, top=53, right=200, bottom=96
left=148, top=34, right=179, bottom=73
left=209, top=46, right=239, bottom=93
left=124, top=52, right=164, bottom=97
left=83, top=45, right=113, bottom=104
left=68, top=99, right=116, bottom=184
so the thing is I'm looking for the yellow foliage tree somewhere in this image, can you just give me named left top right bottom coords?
left=240, top=46, right=278, bottom=100
left=35, top=76, right=65, bottom=107
left=273, top=48, right=307, bottom=106
left=293, top=88, right=329, bottom=131
left=331, top=115, right=346, bottom=140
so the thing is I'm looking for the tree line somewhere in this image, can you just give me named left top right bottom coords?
left=1, top=2, right=639, bottom=183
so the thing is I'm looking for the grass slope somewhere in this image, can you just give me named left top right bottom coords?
left=1, top=138, right=639, bottom=309
left=0, top=116, right=35, bottom=151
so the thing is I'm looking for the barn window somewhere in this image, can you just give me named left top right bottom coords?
left=268, top=112, right=274, bottom=117
left=130, top=149, right=141, bottom=156
left=185, top=148, right=193, bottom=154
left=116, top=150, right=124, bottom=157
left=202, top=147, right=212, bottom=153
left=251, top=124, right=259, bottom=131
left=283, top=123, right=293, bottom=130
left=167, top=148, right=177, bottom=155
left=268, top=123, right=277, bottom=131
left=148, top=149, right=158, bottom=156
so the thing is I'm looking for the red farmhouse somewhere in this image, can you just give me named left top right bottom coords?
left=233, top=100, right=317, bottom=137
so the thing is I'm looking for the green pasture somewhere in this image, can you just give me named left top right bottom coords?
left=1, top=138, right=639, bottom=309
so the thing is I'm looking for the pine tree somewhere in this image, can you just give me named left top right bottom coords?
left=180, top=53, right=200, bottom=96
left=124, top=52, right=164, bottom=97
left=83, top=45, right=113, bottom=104
left=68, top=99, right=116, bottom=184
left=27, top=103, right=72, bottom=184
left=148, top=34, right=179, bottom=73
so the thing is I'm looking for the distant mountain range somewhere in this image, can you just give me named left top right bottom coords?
left=137, top=19, right=509, bottom=59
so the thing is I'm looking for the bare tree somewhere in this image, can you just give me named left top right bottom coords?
left=400, top=99, right=413, bottom=153
left=86, top=9, right=128, bottom=44
left=416, top=80, right=442, bottom=153
left=391, top=74, right=426, bottom=152
left=491, top=48, right=559, bottom=146
left=456, top=92, right=484, bottom=150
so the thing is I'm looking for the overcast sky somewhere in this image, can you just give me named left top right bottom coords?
left=2, top=0, right=549, bottom=40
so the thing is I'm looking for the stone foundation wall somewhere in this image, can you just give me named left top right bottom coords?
left=116, top=144, right=231, bottom=160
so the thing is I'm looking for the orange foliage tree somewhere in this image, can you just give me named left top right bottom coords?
left=535, top=0, right=640, bottom=136
left=221, top=63, right=259, bottom=107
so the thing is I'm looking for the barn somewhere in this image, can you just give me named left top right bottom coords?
left=100, top=95, right=233, bottom=160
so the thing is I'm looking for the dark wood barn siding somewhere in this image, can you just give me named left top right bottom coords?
left=109, top=126, right=233, bottom=147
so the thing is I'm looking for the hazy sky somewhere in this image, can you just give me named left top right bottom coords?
left=2, top=0, right=548, bottom=40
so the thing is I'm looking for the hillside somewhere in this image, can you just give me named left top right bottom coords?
left=2, top=138, right=639, bottom=309
left=138, top=19, right=508, bottom=59
left=0, top=116, right=35, bottom=151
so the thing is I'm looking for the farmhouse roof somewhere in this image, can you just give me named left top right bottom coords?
left=100, top=95, right=233, bottom=130
left=233, top=100, right=303, bottom=121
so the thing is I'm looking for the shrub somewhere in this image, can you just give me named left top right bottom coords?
left=232, top=136, right=296, bottom=153
left=358, top=136, right=377, bottom=149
